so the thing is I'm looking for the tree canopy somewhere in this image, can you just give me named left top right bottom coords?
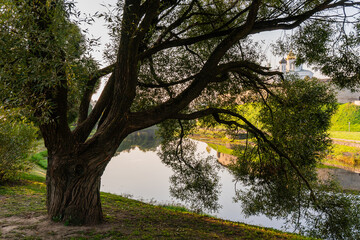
left=1, top=0, right=360, bottom=236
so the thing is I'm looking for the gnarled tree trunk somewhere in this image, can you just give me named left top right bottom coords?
left=46, top=153, right=108, bottom=225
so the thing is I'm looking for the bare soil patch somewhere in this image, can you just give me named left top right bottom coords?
left=0, top=214, right=122, bottom=239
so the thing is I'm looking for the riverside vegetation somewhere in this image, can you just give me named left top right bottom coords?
left=0, top=154, right=314, bottom=240
left=1, top=102, right=359, bottom=239
left=192, top=102, right=360, bottom=171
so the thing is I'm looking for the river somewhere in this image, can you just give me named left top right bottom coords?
left=101, top=130, right=288, bottom=231
left=100, top=128, right=360, bottom=234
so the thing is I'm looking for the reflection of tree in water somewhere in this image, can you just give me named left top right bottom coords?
left=118, top=121, right=360, bottom=239
left=159, top=136, right=360, bottom=239
left=229, top=158, right=360, bottom=240
left=159, top=138, right=221, bottom=213
left=117, top=126, right=161, bottom=153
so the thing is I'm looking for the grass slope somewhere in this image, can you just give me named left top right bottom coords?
left=329, top=131, right=360, bottom=141
left=331, top=103, right=360, bottom=131
left=0, top=167, right=314, bottom=239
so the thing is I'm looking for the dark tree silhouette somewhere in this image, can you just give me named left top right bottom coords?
left=1, top=0, right=359, bottom=225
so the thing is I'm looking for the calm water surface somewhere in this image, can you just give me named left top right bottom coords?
left=101, top=140, right=288, bottom=231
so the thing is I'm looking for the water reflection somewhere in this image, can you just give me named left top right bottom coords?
left=318, top=168, right=360, bottom=191
left=101, top=129, right=287, bottom=230
left=116, top=126, right=161, bottom=153
left=217, top=152, right=237, bottom=166
left=101, top=129, right=360, bottom=239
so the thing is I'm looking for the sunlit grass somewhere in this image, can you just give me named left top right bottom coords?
left=207, top=143, right=234, bottom=155
left=323, top=144, right=360, bottom=170
left=329, top=131, right=360, bottom=141
left=0, top=162, right=313, bottom=239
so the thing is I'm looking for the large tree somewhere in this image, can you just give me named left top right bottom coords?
left=1, top=0, right=359, bottom=225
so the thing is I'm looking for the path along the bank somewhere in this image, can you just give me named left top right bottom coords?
left=331, top=138, right=360, bottom=148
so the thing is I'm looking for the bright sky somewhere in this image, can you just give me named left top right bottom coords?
left=75, top=0, right=283, bottom=67
left=75, top=0, right=117, bottom=65
left=75, top=0, right=117, bottom=99
left=74, top=0, right=327, bottom=95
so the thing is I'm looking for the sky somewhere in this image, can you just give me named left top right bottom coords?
left=74, top=0, right=284, bottom=67
left=74, top=0, right=117, bottom=99
left=73, top=0, right=330, bottom=96
left=75, top=0, right=117, bottom=65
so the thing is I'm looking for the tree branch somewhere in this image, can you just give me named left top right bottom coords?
left=73, top=75, right=115, bottom=143
left=138, top=74, right=197, bottom=88
left=134, top=0, right=160, bottom=44
left=78, top=64, right=115, bottom=124
left=211, top=108, right=317, bottom=204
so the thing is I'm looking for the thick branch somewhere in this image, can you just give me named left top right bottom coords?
left=251, top=0, right=352, bottom=34
left=73, top=75, right=115, bottom=143
left=135, top=0, right=160, bottom=44
left=217, top=61, right=283, bottom=77
left=138, top=74, right=197, bottom=88
left=78, top=64, right=115, bottom=124
left=140, top=0, right=358, bottom=60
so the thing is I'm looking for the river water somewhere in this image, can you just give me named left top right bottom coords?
left=100, top=130, right=360, bottom=233
left=101, top=138, right=289, bottom=231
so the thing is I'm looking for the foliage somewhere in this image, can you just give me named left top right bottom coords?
left=330, top=103, right=360, bottom=131
left=273, top=15, right=360, bottom=90
left=231, top=77, right=336, bottom=181
left=158, top=120, right=221, bottom=213
left=0, top=107, right=37, bottom=182
left=1, top=0, right=360, bottom=231
left=30, top=150, right=48, bottom=170
left=225, top=78, right=360, bottom=239
left=0, top=0, right=98, bottom=122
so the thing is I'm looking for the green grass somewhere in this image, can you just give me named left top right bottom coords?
left=323, top=144, right=360, bottom=170
left=331, top=144, right=360, bottom=154
left=0, top=166, right=314, bottom=239
left=329, top=131, right=360, bottom=141
left=207, top=143, right=234, bottom=155
left=330, top=103, right=360, bottom=131
left=29, top=150, right=48, bottom=169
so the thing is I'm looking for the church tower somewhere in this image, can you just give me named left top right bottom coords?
left=279, top=57, right=287, bottom=73
left=286, top=50, right=296, bottom=72
left=278, top=50, right=314, bottom=79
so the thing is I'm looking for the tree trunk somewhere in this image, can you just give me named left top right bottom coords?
left=46, top=153, right=107, bottom=225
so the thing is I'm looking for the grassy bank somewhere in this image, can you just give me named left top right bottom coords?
left=0, top=165, right=313, bottom=239
left=329, top=131, right=360, bottom=141
left=325, top=144, right=360, bottom=171
left=330, top=103, right=360, bottom=132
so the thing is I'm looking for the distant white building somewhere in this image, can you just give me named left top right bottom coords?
left=276, top=51, right=360, bottom=103
left=278, top=50, right=314, bottom=79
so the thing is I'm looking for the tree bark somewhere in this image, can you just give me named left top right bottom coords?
left=46, top=153, right=107, bottom=225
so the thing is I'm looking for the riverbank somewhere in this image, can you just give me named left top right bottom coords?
left=0, top=167, right=313, bottom=239
left=192, top=129, right=360, bottom=171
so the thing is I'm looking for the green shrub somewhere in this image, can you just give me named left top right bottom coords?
left=0, top=108, right=37, bottom=182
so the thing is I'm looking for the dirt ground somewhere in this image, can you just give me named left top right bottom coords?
left=0, top=215, right=115, bottom=239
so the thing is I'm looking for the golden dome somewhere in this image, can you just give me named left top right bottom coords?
left=286, top=50, right=296, bottom=60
